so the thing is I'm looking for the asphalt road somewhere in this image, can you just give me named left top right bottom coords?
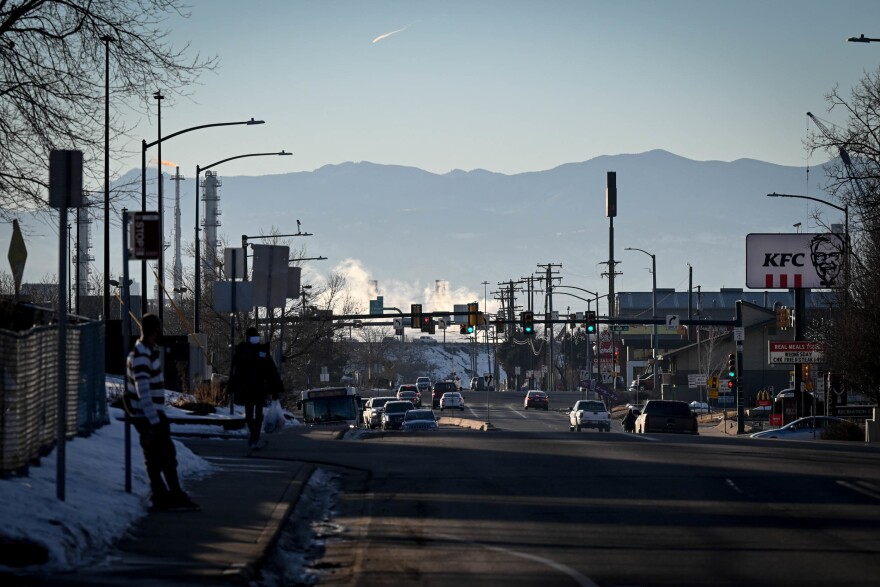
left=274, top=389, right=880, bottom=586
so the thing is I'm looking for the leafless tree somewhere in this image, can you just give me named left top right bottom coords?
left=0, top=0, right=216, bottom=219
left=804, top=67, right=880, bottom=403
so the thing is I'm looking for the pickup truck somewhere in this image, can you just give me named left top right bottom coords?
left=635, top=400, right=698, bottom=434
left=568, top=400, right=611, bottom=432
left=362, top=396, right=396, bottom=429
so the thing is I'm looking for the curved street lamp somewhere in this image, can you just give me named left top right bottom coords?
left=624, top=247, right=658, bottom=396
left=848, top=34, right=880, bottom=43
left=140, top=117, right=265, bottom=317
left=193, top=150, right=292, bottom=333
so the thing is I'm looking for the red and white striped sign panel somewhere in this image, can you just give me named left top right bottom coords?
left=746, top=233, right=846, bottom=289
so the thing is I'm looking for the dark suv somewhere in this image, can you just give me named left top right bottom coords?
left=381, top=400, right=415, bottom=430
left=432, top=381, right=457, bottom=408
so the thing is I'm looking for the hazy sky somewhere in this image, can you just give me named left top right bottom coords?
left=6, top=0, right=880, bottom=308
left=117, top=0, right=880, bottom=179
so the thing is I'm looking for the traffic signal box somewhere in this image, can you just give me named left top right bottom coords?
left=467, top=303, right=478, bottom=333
left=727, top=353, right=737, bottom=389
left=802, top=364, right=813, bottom=390
left=584, top=311, right=597, bottom=333
left=411, top=304, right=422, bottom=329
left=521, top=311, right=535, bottom=335
left=420, top=315, right=434, bottom=334
left=495, top=315, right=505, bottom=333
left=776, top=306, right=791, bottom=329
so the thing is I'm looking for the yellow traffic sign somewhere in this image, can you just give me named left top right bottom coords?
left=708, top=390, right=719, bottom=399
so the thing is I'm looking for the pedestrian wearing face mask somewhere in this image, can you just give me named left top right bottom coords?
left=228, top=326, right=284, bottom=450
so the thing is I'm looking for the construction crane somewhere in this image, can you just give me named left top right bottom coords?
left=806, top=111, right=867, bottom=200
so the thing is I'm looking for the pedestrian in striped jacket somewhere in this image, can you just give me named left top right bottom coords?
left=125, top=313, right=198, bottom=512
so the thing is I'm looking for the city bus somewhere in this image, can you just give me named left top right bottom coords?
left=300, top=387, right=360, bottom=426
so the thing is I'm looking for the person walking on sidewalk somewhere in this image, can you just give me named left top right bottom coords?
left=124, top=313, right=199, bottom=511
left=229, top=326, right=283, bottom=450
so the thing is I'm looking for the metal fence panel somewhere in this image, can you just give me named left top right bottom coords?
left=0, top=320, right=107, bottom=475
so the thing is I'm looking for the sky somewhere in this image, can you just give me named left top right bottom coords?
left=5, top=0, right=880, bottom=309
left=119, top=0, right=880, bottom=178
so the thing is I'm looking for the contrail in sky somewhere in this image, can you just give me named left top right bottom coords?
left=372, top=23, right=414, bottom=44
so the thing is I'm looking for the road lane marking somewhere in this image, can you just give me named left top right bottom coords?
left=837, top=480, right=880, bottom=501
left=725, top=478, right=744, bottom=495
left=435, top=533, right=598, bottom=587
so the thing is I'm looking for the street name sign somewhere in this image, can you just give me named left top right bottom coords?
left=768, top=341, right=826, bottom=364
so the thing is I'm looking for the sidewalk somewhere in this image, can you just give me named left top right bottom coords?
left=38, top=434, right=314, bottom=587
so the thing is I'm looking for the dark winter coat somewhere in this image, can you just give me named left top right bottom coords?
left=228, top=341, right=283, bottom=404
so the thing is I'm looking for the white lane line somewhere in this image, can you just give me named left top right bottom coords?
left=435, top=533, right=598, bottom=587
left=837, top=480, right=880, bottom=501
left=725, top=478, right=744, bottom=495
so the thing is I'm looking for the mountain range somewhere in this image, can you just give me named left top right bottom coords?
left=5, top=150, right=835, bottom=315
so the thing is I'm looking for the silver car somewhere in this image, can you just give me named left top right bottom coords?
left=750, top=416, right=854, bottom=441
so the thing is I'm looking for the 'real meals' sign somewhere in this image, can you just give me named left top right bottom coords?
left=746, top=233, right=846, bottom=289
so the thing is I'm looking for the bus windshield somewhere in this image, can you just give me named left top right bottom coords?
left=302, top=394, right=358, bottom=425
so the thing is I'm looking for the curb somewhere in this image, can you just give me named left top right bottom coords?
left=231, top=463, right=316, bottom=583
left=437, top=417, right=496, bottom=431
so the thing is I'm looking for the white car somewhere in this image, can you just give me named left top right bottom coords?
left=568, top=400, right=611, bottom=432
left=439, top=392, right=465, bottom=411
left=689, top=401, right=710, bottom=414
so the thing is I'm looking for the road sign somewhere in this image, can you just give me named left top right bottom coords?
left=666, top=314, right=680, bottom=328
left=129, top=211, right=161, bottom=260
left=688, top=374, right=707, bottom=387
left=7, top=219, right=27, bottom=295
left=369, top=296, right=384, bottom=316
left=733, top=327, right=744, bottom=341
left=835, top=405, right=875, bottom=420
left=768, top=341, right=826, bottom=364
left=610, top=325, right=629, bottom=332
left=708, top=390, right=719, bottom=399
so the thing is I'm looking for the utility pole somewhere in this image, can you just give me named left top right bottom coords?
left=538, top=263, right=561, bottom=392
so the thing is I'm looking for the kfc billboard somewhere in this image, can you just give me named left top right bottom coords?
left=746, top=233, right=845, bottom=289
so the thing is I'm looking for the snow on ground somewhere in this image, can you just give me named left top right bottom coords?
left=0, top=377, right=300, bottom=576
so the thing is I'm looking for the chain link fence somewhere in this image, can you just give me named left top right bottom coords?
left=0, top=319, right=107, bottom=476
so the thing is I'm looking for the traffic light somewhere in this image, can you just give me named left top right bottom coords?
left=802, top=364, right=813, bottom=390
left=521, top=311, right=534, bottom=335
left=467, top=302, right=478, bottom=329
left=727, top=353, right=736, bottom=378
left=411, top=304, right=422, bottom=329
left=494, top=315, right=504, bottom=333
left=460, top=324, right=468, bottom=335
left=584, top=311, right=596, bottom=333
left=776, top=306, right=790, bottom=329
left=420, top=315, right=433, bottom=333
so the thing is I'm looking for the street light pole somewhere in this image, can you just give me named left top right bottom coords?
left=767, top=192, right=850, bottom=418
left=101, top=34, right=112, bottom=324
left=848, top=34, right=880, bottom=43
left=556, top=284, right=603, bottom=389
left=193, top=150, right=291, bottom=334
left=625, top=247, right=658, bottom=396
left=154, top=90, right=164, bottom=322
left=766, top=192, right=849, bottom=301
left=140, top=117, right=265, bottom=317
